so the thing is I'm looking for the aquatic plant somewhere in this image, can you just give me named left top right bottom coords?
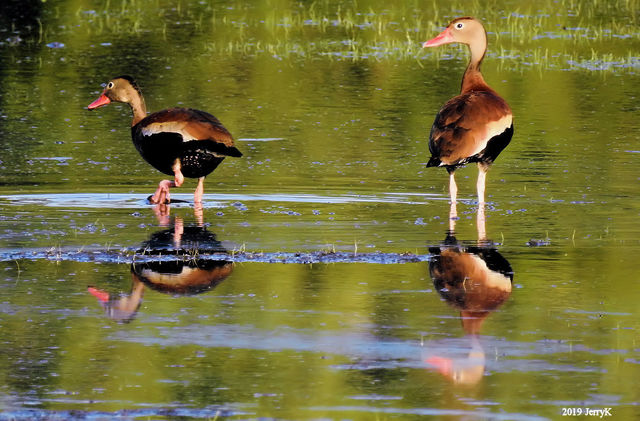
left=53, top=0, right=640, bottom=72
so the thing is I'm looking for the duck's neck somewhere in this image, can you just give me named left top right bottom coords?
left=129, top=95, right=147, bottom=127
left=460, top=36, right=490, bottom=94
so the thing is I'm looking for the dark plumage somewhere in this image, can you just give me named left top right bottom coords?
left=423, top=17, right=513, bottom=203
left=88, top=76, right=242, bottom=204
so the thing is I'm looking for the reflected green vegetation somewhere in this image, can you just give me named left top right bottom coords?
left=1, top=0, right=640, bottom=419
left=25, top=0, right=640, bottom=67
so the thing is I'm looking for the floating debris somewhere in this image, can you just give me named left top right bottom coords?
left=0, top=247, right=430, bottom=265
left=46, top=42, right=65, bottom=49
left=526, top=239, right=551, bottom=247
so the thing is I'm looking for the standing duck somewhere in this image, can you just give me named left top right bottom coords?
left=425, top=202, right=513, bottom=384
left=423, top=17, right=513, bottom=204
left=88, top=75, right=242, bottom=204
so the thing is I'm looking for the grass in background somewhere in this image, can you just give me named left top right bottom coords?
left=16, top=0, right=640, bottom=72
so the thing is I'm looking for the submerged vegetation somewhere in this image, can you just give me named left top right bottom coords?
left=33, top=0, right=636, bottom=71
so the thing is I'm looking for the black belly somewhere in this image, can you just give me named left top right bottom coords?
left=131, top=130, right=225, bottom=178
left=428, top=123, right=514, bottom=171
left=179, top=146, right=225, bottom=178
left=477, top=123, right=514, bottom=165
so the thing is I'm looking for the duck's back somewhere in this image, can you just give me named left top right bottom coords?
left=428, top=90, right=513, bottom=169
left=131, top=108, right=242, bottom=177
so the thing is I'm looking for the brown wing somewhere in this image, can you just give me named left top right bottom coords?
left=429, top=91, right=512, bottom=166
left=137, top=263, right=233, bottom=293
left=431, top=249, right=512, bottom=311
left=140, top=107, right=236, bottom=145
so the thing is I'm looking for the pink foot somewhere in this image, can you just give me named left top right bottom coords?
left=149, top=180, right=175, bottom=204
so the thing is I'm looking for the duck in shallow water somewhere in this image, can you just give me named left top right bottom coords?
left=88, top=75, right=242, bottom=204
left=423, top=17, right=513, bottom=204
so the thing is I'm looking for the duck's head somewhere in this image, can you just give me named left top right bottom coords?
left=88, top=75, right=142, bottom=109
left=422, top=17, right=487, bottom=49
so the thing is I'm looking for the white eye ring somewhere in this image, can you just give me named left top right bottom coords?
left=107, top=82, right=114, bottom=89
left=455, top=22, right=464, bottom=29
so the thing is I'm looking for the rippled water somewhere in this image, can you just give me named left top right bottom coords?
left=1, top=0, right=640, bottom=419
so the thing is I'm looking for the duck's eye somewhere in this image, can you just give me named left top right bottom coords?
left=107, top=82, right=114, bottom=89
left=455, top=22, right=464, bottom=29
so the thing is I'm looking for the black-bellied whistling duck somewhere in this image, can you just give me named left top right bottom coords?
left=423, top=17, right=513, bottom=204
left=87, top=75, right=242, bottom=204
left=425, top=203, right=513, bottom=384
left=88, top=260, right=233, bottom=322
left=88, top=220, right=233, bottom=322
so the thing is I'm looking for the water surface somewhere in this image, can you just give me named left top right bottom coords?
left=1, top=0, right=640, bottom=419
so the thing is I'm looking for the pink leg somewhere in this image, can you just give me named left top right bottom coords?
left=449, top=171, right=458, bottom=203
left=477, top=163, right=488, bottom=204
left=174, top=169, right=184, bottom=187
left=477, top=201, right=486, bottom=242
left=449, top=200, right=458, bottom=232
left=173, top=216, right=184, bottom=249
left=194, top=177, right=205, bottom=203
left=194, top=201, right=204, bottom=226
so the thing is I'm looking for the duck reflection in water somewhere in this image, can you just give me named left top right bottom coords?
left=88, top=212, right=233, bottom=322
left=426, top=203, right=513, bottom=384
left=152, top=199, right=204, bottom=227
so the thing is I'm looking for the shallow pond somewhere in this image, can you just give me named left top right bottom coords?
left=1, top=0, right=640, bottom=419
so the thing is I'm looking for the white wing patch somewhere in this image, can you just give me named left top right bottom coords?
left=469, top=254, right=513, bottom=293
left=471, top=114, right=512, bottom=156
left=141, top=121, right=197, bottom=141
